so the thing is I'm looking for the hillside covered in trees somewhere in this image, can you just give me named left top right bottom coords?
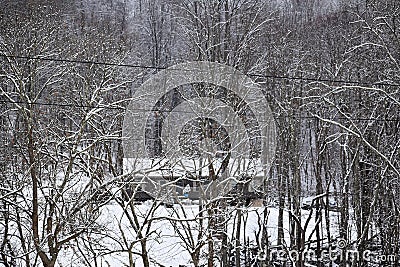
left=1, top=0, right=399, bottom=266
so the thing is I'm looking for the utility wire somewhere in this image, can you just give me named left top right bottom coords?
left=1, top=54, right=165, bottom=70
left=1, top=54, right=400, bottom=122
left=0, top=99, right=125, bottom=110
left=2, top=54, right=400, bottom=87
left=1, top=99, right=399, bottom=122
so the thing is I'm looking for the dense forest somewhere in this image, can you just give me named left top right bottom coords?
left=1, top=0, right=399, bottom=266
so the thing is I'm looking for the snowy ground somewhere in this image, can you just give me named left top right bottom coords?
left=58, top=201, right=342, bottom=267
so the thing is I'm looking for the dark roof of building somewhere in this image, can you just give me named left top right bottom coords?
left=133, top=190, right=154, bottom=201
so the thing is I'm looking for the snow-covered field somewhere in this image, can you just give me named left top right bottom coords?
left=58, top=201, right=342, bottom=267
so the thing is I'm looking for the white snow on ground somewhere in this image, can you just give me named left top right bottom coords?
left=57, top=201, right=342, bottom=267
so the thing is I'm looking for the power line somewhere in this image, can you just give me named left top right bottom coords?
left=1, top=54, right=400, bottom=122
left=1, top=54, right=400, bottom=87
left=249, top=73, right=398, bottom=87
left=1, top=54, right=165, bottom=70
left=0, top=99, right=124, bottom=110
left=1, top=99, right=399, bottom=122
